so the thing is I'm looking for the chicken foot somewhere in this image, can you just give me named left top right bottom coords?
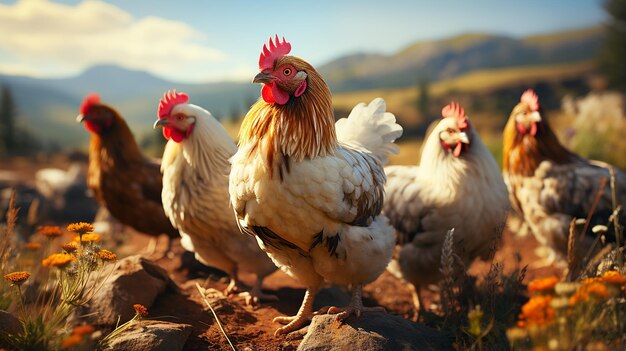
left=326, top=284, right=385, bottom=321
left=273, top=287, right=324, bottom=335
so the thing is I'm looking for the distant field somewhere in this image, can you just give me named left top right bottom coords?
left=332, top=61, right=594, bottom=126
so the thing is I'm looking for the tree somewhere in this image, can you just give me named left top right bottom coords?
left=599, top=0, right=626, bottom=93
left=0, top=85, right=17, bottom=155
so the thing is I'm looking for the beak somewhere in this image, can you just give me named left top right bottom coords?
left=76, top=114, right=85, bottom=123
left=253, top=71, right=272, bottom=84
left=529, top=111, right=542, bottom=122
left=458, top=132, right=470, bottom=144
left=153, top=119, right=169, bottom=129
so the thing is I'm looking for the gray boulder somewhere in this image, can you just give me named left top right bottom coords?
left=298, top=312, right=451, bottom=351
left=104, top=320, right=192, bottom=351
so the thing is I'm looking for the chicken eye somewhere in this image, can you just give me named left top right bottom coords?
left=446, top=128, right=455, bottom=134
left=283, top=68, right=292, bottom=76
left=175, top=114, right=185, bottom=121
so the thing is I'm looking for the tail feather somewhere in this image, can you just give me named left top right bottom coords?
left=336, top=98, right=403, bottom=164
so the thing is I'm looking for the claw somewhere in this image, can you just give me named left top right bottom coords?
left=326, top=284, right=385, bottom=322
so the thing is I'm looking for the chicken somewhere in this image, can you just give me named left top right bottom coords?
left=383, top=102, right=509, bottom=311
left=153, top=90, right=277, bottom=304
left=229, top=36, right=403, bottom=335
left=77, top=94, right=179, bottom=254
left=503, top=89, right=626, bottom=266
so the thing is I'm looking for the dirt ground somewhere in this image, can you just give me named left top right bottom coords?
left=117, top=226, right=561, bottom=351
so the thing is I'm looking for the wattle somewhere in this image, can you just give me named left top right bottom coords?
left=163, top=127, right=185, bottom=143
left=261, top=83, right=289, bottom=105
left=530, top=122, right=538, bottom=136
left=85, top=121, right=101, bottom=134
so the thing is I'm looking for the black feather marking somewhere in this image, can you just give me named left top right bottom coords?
left=309, top=230, right=324, bottom=251
left=252, top=226, right=307, bottom=257
left=325, top=233, right=341, bottom=257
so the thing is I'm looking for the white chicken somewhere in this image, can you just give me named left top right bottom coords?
left=154, top=90, right=277, bottom=304
left=383, top=102, right=509, bottom=311
left=229, top=36, right=403, bottom=335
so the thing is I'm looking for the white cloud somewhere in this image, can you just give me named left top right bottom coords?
left=0, top=0, right=224, bottom=79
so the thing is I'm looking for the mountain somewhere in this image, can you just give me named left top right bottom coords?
left=0, top=26, right=604, bottom=149
left=318, top=26, right=604, bottom=91
left=0, top=65, right=258, bottom=148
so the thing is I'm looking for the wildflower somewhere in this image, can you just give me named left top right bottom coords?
left=3, top=271, right=30, bottom=286
left=133, top=304, right=148, bottom=317
left=97, top=250, right=117, bottom=262
left=592, top=225, right=608, bottom=234
left=72, top=324, right=95, bottom=336
left=519, top=295, right=554, bottom=326
left=42, top=253, right=76, bottom=268
left=73, top=233, right=101, bottom=243
left=528, top=276, right=559, bottom=293
left=25, top=242, right=42, bottom=251
left=601, top=270, right=626, bottom=285
left=62, top=242, right=79, bottom=253
left=61, top=334, right=83, bottom=348
left=66, top=222, right=94, bottom=235
left=38, top=225, right=63, bottom=238
left=569, top=281, right=609, bottom=305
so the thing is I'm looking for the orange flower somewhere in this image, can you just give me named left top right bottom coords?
left=97, top=250, right=117, bottom=262
left=528, top=276, right=559, bottom=293
left=519, top=295, right=554, bottom=327
left=66, top=222, right=94, bottom=235
left=4, top=271, right=30, bottom=286
left=38, top=225, right=63, bottom=238
left=62, top=242, right=79, bottom=253
left=42, top=253, right=76, bottom=268
left=601, top=270, right=626, bottom=285
left=61, top=334, right=83, bottom=348
left=25, top=242, right=42, bottom=251
left=133, top=304, right=148, bottom=317
left=73, top=233, right=101, bottom=243
left=569, top=281, right=609, bottom=305
left=72, top=324, right=95, bottom=336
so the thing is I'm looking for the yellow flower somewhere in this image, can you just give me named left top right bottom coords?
left=97, top=250, right=117, bottom=262
left=61, top=334, right=83, bottom=348
left=42, top=253, right=76, bottom=268
left=4, top=271, right=30, bottom=286
left=66, top=222, right=94, bottom=235
left=519, top=295, right=554, bottom=327
left=62, top=242, right=79, bottom=253
left=73, top=233, right=101, bottom=243
left=133, top=304, right=148, bottom=317
left=528, top=276, right=559, bottom=293
left=38, top=225, right=63, bottom=238
left=25, top=242, right=42, bottom=251
left=601, top=270, right=626, bottom=285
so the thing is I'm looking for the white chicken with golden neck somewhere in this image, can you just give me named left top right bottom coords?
left=154, top=90, right=278, bottom=305
left=229, top=35, right=403, bottom=335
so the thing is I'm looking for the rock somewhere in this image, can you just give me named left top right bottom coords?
left=0, top=310, right=22, bottom=336
left=75, top=255, right=178, bottom=325
left=298, top=312, right=451, bottom=351
left=105, top=320, right=192, bottom=351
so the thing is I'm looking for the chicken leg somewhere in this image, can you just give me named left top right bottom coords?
left=273, top=286, right=321, bottom=335
left=326, top=284, right=385, bottom=321
left=241, top=275, right=278, bottom=306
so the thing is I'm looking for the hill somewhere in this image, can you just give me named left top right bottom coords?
left=0, top=26, right=603, bottom=149
left=319, top=26, right=603, bottom=92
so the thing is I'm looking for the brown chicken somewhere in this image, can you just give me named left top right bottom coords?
left=77, top=94, right=178, bottom=253
left=503, top=89, right=626, bottom=267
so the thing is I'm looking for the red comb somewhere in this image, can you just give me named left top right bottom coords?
left=441, top=102, right=468, bottom=130
left=158, top=90, right=189, bottom=118
left=521, top=89, right=539, bottom=111
left=259, top=35, right=291, bottom=70
left=80, top=94, right=100, bottom=114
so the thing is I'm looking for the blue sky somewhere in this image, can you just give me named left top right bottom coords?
left=0, top=0, right=607, bottom=83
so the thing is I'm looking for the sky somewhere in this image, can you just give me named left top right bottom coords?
left=0, top=0, right=607, bottom=83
